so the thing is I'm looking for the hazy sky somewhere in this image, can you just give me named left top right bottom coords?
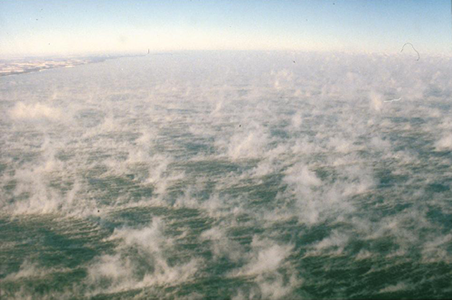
left=1, top=0, right=451, bottom=57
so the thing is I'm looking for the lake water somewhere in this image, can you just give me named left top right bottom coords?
left=1, top=52, right=451, bottom=299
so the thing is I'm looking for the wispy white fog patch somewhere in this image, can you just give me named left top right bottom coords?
left=369, top=91, right=384, bottom=112
left=5, top=260, right=44, bottom=280
left=201, top=227, right=244, bottom=262
left=421, top=234, right=452, bottom=263
left=379, top=282, right=410, bottom=293
left=355, top=249, right=373, bottom=261
left=435, top=134, right=452, bottom=150
left=231, top=237, right=301, bottom=300
left=9, top=102, right=63, bottom=121
left=306, top=230, right=350, bottom=257
left=237, top=237, right=293, bottom=276
left=215, top=122, right=271, bottom=160
left=87, top=218, right=199, bottom=295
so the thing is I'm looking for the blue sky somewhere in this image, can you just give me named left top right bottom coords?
left=0, top=0, right=451, bottom=57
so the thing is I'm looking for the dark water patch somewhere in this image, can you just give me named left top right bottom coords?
left=175, top=159, right=245, bottom=177
left=173, top=276, right=249, bottom=300
left=183, top=141, right=215, bottom=157
left=425, top=207, right=452, bottom=233
left=86, top=175, right=150, bottom=206
left=75, top=109, right=106, bottom=128
left=296, top=224, right=332, bottom=248
left=425, top=182, right=450, bottom=194
left=0, top=215, right=113, bottom=288
left=375, top=168, right=409, bottom=189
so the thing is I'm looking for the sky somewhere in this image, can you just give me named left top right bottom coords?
left=0, top=0, right=451, bottom=57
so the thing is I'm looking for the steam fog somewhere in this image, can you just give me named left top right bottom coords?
left=1, top=52, right=451, bottom=299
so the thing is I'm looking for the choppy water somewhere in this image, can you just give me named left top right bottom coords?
left=1, top=52, right=451, bottom=299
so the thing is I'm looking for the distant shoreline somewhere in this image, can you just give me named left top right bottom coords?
left=0, top=54, right=142, bottom=78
